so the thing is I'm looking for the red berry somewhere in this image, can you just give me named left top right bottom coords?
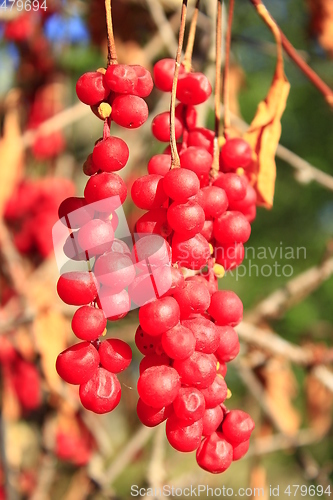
left=174, top=281, right=211, bottom=319
left=135, top=208, right=171, bottom=238
left=196, top=186, right=228, bottom=219
left=153, top=58, right=185, bottom=92
left=99, top=338, right=132, bottom=373
left=137, top=398, right=172, bottom=427
left=76, top=72, right=109, bottom=106
left=215, top=242, right=245, bottom=271
left=219, top=138, right=252, bottom=172
left=182, top=317, right=220, bottom=354
left=139, top=353, right=171, bottom=374
left=79, top=367, right=121, bottom=414
left=208, top=291, right=243, bottom=326
left=139, top=297, right=180, bottom=336
left=213, top=173, right=247, bottom=203
left=111, top=95, right=148, bottom=129
left=201, top=375, right=228, bottom=408
left=166, top=414, right=203, bottom=452
left=187, top=128, right=214, bottom=156
left=179, top=147, right=212, bottom=185
left=202, top=406, right=224, bottom=436
left=58, top=197, right=94, bottom=229
left=97, top=288, right=131, bottom=320
left=175, top=103, right=197, bottom=130
left=57, top=272, right=99, bottom=306
left=163, top=168, right=200, bottom=202
left=137, top=365, right=181, bottom=408
left=161, top=323, right=196, bottom=360
left=228, top=183, right=257, bottom=214
left=147, top=154, right=171, bottom=176
left=196, top=432, right=233, bottom=473
left=63, top=231, right=86, bottom=261
left=83, top=153, right=99, bottom=176
left=56, top=342, right=99, bottom=385
left=172, top=233, right=210, bottom=270
left=104, top=64, right=137, bottom=94
left=135, top=326, right=161, bottom=355
left=176, top=73, right=212, bottom=105
left=213, top=211, right=251, bottom=245
left=71, top=306, right=106, bottom=341
left=215, top=326, right=240, bottom=362
left=167, top=200, right=205, bottom=238
left=200, top=220, right=214, bottom=241
left=152, top=112, right=183, bottom=142
left=222, top=410, right=255, bottom=444
left=232, top=439, right=250, bottom=460
left=131, top=174, right=167, bottom=210
left=77, top=219, right=114, bottom=256
left=94, top=252, right=135, bottom=291
left=84, top=172, right=127, bottom=212
left=131, top=65, right=154, bottom=97
left=173, top=352, right=217, bottom=389
left=92, top=136, right=129, bottom=172
left=173, top=387, right=205, bottom=423
left=131, top=234, right=171, bottom=270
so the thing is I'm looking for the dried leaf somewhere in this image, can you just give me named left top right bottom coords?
left=307, top=0, right=333, bottom=57
left=244, top=4, right=290, bottom=208
left=0, top=90, right=24, bottom=218
left=306, top=373, right=333, bottom=436
left=33, top=309, right=69, bottom=393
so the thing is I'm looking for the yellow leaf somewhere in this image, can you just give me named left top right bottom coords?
left=33, top=310, right=69, bottom=393
left=244, top=4, right=290, bottom=208
left=0, top=90, right=24, bottom=218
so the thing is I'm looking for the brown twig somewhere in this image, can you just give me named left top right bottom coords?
left=104, top=0, right=117, bottom=65
left=249, top=0, right=333, bottom=106
left=223, top=0, right=235, bottom=136
left=170, top=0, right=188, bottom=169
left=183, top=0, right=200, bottom=72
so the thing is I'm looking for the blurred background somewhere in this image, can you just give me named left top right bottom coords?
left=0, top=0, right=333, bottom=498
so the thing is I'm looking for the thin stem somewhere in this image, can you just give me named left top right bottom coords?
left=249, top=0, right=333, bottom=106
left=105, top=0, right=118, bottom=65
left=170, top=0, right=188, bottom=168
left=210, top=0, right=223, bottom=180
left=183, top=0, right=200, bottom=72
left=223, top=0, right=235, bottom=136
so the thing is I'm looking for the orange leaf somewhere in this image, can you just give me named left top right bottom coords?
left=244, top=4, right=290, bottom=208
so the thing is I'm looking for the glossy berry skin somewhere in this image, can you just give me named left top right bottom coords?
left=182, top=317, right=220, bottom=354
left=215, top=242, right=245, bottom=271
left=131, top=235, right=171, bottom=270
left=173, top=352, right=217, bottom=389
left=213, top=173, right=247, bottom=203
left=166, top=414, right=203, bottom=452
left=161, top=323, right=196, bottom=360
left=167, top=201, right=205, bottom=238
left=163, top=168, right=200, bottom=202
left=174, top=281, right=211, bottom=319
left=71, top=306, right=107, bottom=341
left=176, top=73, right=212, bottom=105
left=228, top=182, right=256, bottom=212
left=99, top=339, right=132, bottom=373
left=202, top=406, right=224, bottom=436
left=135, top=208, right=171, bottom=238
left=200, top=220, right=214, bottom=241
left=77, top=219, right=114, bottom=256
left=131, top=174, right=167, bottom=210
left=208, top=291, right=243, bottom=326
left=57, top=272, right=99, bottom=306
left=83, top=153, right=99, bottom=176
left=111, top=95, right=148, bottom=129
left=215, top=326, right=240, bottom=362
left=196, top=186, right=228, bottom=219
left=222, top=410, right=255, bottom=444
left=104, top=64, right=137, bottom=94
left=139, top=297, right=180, bottom=336
left=135, top=326, right=161, bottom=355
left=152, top=112, right=183, bottom=142
left=219, top=138, right=252, bottom=172
left=97, top=288, right=131, bottom=321
left=213, top=211, right=251, bottom=245
left=180, top=147, right=212, bottom=184
left=137, top=365, right=181, bottom=408
left=58, top=197, right=94, bottom=229
left=173, top=387, right=205, bottom=423
left=153, top=58, right=185, bottom=92
left=201, top=375, right=228, bottom=409
left=94, top=252, right=135, bottom=291
left=232, top=440, right=250, bottom=461
left=56, top=342, right=99, bottom=385
left=196, top=432, right=233, bottom=473
left=129, top=266, right=183, bottom=304
left=79, top=367, right=121, bottom=414
left=92, top=136, right=129, bottom=172
left=172, top=233, right=210, bottom=270
left=187, top=128, right=214, bottom=156
left=84, top=172, right=127, bottom=211
left=131, top=65, right=154, bottom=97
left=175, top=103, right=197, bottom=130
left=76, top=72, right=109, bottom=106
left=147, top=154, right=171, bottom=176
left=137, top=398, right=173, bottom=427
left=139, top=353, right=171, bottom=374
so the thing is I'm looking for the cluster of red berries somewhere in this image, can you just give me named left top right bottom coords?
left=55, top=63, right=154, bottom=413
